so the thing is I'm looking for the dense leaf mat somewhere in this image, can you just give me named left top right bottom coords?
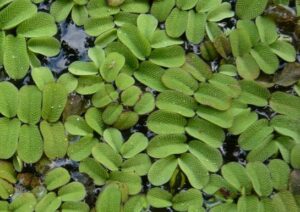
left=0, top=0, right=300, bottom=211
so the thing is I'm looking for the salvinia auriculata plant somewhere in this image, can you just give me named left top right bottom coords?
left=0, top=0, right=300, bottom=211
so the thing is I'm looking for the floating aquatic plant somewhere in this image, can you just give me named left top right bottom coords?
left=0, top=0, right=299, bottom=211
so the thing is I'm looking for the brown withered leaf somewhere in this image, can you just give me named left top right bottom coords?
left=289, top=170, right=300, bottom=195
left=265, top=5, right=297, bottom=33
left=62, top=93, right=89, bottom=121
left=213, top=35, right=231, bottom=59
left=200, top=41, right=219, bottom=62
left=274, top=63, right=300, bottom=86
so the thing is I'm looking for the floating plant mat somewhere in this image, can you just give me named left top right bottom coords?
left=1, top=0, right=300, bottom=211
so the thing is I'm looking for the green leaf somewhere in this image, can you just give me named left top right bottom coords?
left=92, top=143, right=122, bottom=171
left=246, top=162, right=273, bottom=196
left=196, top=0, right=221, bottom=12
left=165, top=8, right=187, bottom=38
left=236, top=53, right=260, bottom=80
left=161, top=68, right=198, bottom=95
left=40, top=121, right=68, bottom=159
left=45, top=167, right=70, bottom=191
left=221, top=162, right=252, bottom=192
left=76, top=76, right=103, bottom=95
left=270, top=92, right=300, bottom=118
left=31, top=67, right=55, bottom=91
left=189, top=140, right=223, bottom=172
left=3, top=35, right=29, bottom=79
left=237, top=19, right=259, bottom=44
left=17, top=86, right=41, bottom=124
left=35, top=192, right=61, bottom=212
left=42, top=82, right=68, bottom=123
left=58, top=182, right=86, bottom=202
left=96, top=184, right=122, bottom=212
left=291, top=144, right=300, bottom=169
left=210, top=203, right=237, bottom=212
left=207, top=2, right=234, bottom=21
left=9, top=193, right=37, bottom=212
left=237, top=80, right=270, bottom=106
left=17, top=12, right=57, bottom=37
left=134, top=61, right=167, bottom=92
left=106, top=41, right=139, bottom=69
left=270, top=40, right=296, bottom=62
left=185, top=117, right=225, bottom=148
left=124, top=195, right=147, bottom=212
left=0, top=118, right=20, bottom=159
left=148, top=155, right=177, bottom=186
left=209, top=73, right=241, bottom=98
left=137, top=14, right=158, bottom=40
left=68, top=61, right=98, bottom=76
left=229, top=110, right=258, bottom=135
left=149, top=45, right=185, bottom=68
left=120, top=133, right=148, bottom=158
left=134, top=92, right=155, bottom=115
left=17, top=125, right=43, bottom=163
left=250, top=43, right=279, bottom=74
left=230, top=28, right=252, bottom=57
left=113, top=111, right=139, bottom=130
left=115, top=73, right=135, bottom=90
left=65, top=115, right=93, bottom=136
left=150, top=0, right=175, bottom=22
left=268, top=159, right=290, bottom=190
left=182, top=53, right=212, bottom=82
left=172, top=189, right=203, bottom=212
left=156, top=90, right=197, bottom=117
left=120, top=0, right=149, bottom=13
left=85, top=107, right=104, bottom=135
left=238, top=119, right=273, bottom=150
left=147, top=134, right=188, bottom=158
left=196, top=105, right=233, bottom=128
left=121, top=153, right=151, bottom=176
left=109, top=171, right=142, bottom=195
left=67, top=137, right=98, bottom=161
left=117, top=23, right=151, bottom=60
left=84, top=16, right=114, bottom=36
left=121, top=86, right=142, bottom=106
left=147, top=187, right=172, bottom=208
left=194, top=82, right=232, bottom=111
left=186, top=10, right=206, bottom=44
left=0, top=161, right=16, bottom=183
left=27, top=37, right=60, bottom=57
left=79, top=158, right=109, bottom=186
left=50, top=0, right=74, bottom=22
left=100, top=52, right=125, bottom=82
left=114, top=12, right=138, bottom=27
left=61, top=202, right=89, bottom=212
left=271, top=115, right=300, bottom=142
left=92, top=84, right=118, bottom=108
left=0, top=179, right=13, bottom=200
left=103, top=128, right=123, bottom=152
left=147, top=110, right=187, bottom=134
left=0, top=31, right=4, bottom=65
left=0, top=82, right=18, bottom=118
left=256, top=16, right=278, bottom=44
left=178, top=153, right=209, bottom=189
left=252, top=148, right=270, bottom=161
left=57, top=73, right=78, bottom=93
left=72, top=4, right=88, bottom=26
left=237, top=196, right=261, bottom=212
left=176, top=0, right=198, bottom=10
left=150, top=30, right=183, bottom=48
left=88, top=46, right=105, bottom=68
left=236, top=0, right=268, bottom=20
left=0, top=0, right=37, bottom=30
left=272, top=191, right=299, bottom=212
